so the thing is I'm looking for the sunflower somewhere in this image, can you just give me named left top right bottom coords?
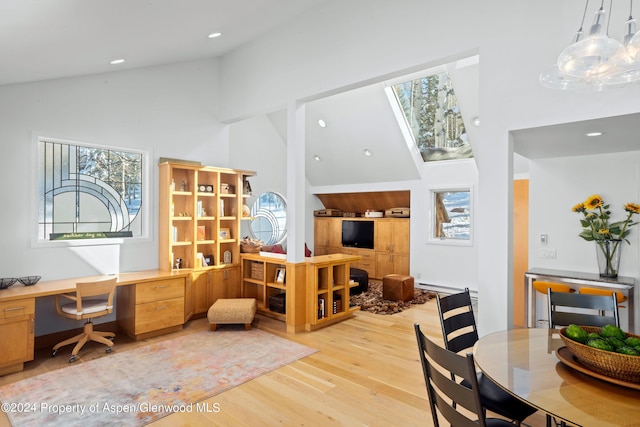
left=624, top=203, right=640, bottom=214
left=584, top=194, right=603, bottom=210
left=572, top=202, right=585, bottom=212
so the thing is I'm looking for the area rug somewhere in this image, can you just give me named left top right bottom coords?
left=350, top=280, right=436, bottom=315
left=0, top=329, right=316, bottom=427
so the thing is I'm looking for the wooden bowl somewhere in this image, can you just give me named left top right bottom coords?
left=560, top=326, right=640, bottom=382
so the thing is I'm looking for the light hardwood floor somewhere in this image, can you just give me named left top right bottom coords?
left=0, top=298, right=547, bottom=426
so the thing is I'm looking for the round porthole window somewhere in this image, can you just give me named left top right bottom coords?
left=249, top=191, right=287, bottom=245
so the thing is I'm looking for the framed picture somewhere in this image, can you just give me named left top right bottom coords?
left=219, top=228, right=230, bottom=239
left=274, top=267, right=286, bottom=284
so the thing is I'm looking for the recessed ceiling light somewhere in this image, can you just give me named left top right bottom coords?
left=313, top=155, right=322, bottom=162
left=110, top=59, right=125, bottom=65
left=318, top=119, right=327, bottom=128
left=472, top=116, right=480, bottom=126
left=363, top=148, right=373, bottom=157
left=585, top=132, right=603, bottom=137
left=208, top=32, right=222, bottom=38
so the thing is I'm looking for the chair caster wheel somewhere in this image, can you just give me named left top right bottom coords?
left=106, top=347, right=112, bottom=354
left=68, top=355, right=77, bottom=363
left=51, top=350, right=57, bottom=358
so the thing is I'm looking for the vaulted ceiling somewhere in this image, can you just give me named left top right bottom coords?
left=3, top=0, right=639, bottom=187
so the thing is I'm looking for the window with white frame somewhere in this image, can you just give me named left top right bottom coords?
left=37, top=137, right=147, bottom=242
left=249, top=191, right=287, bottom=245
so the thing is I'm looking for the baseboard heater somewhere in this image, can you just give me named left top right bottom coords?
left=417, top=282, right=478, bottom=298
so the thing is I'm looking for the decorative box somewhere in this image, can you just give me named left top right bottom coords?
left=220, top=183, right=235, bottom=194
left=251, top=262, right=264, bottom=281
left=269, top=293, right=286, bottom=313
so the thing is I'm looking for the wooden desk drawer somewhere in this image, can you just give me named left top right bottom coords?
left=136, top=278, right=184, bottom=304
left=135, top=298, right=185, bottom=335
left=0, top=299, right=35, bottom=319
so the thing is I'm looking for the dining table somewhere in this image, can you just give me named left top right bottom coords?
left=473, top=328, right=640, bottom=427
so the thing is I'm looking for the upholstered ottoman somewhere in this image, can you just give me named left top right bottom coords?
left=208, top=298, right=257, bottom=331
left=382, top=274, right=414, bottom=302
left=349, top=267, right=369, bottom=295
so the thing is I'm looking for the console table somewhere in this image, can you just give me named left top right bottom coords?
left=524, top=268, right=636, bottom=332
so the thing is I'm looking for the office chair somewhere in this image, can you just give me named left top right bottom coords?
left=52, top=276, right=117, bottom=363
left=436, top=288, right=537, bottom=426
left=547, top=288, right=620, bottom=329
left=414, top=323, right=514, bottom=427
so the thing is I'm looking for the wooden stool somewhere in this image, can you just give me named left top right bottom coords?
left=382, top=274, right=414, bottom=302
left=207, top=298, right=257, bottom=331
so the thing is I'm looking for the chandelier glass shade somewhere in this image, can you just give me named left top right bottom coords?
left=541, top=0, right=640, bottom=90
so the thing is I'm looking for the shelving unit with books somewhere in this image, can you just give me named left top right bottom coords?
left=306, top=254, right=360, bottom=331
left=159, top=161, right=255, bottom=318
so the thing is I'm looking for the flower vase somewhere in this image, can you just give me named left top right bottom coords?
left=595, top=239, right=622, bottom=278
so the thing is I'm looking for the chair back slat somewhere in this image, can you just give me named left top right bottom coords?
left=414, top=324, right=487, bottom=427
left=437, top=288, right=479, bottom=353
left=547, top=289, right=619, bottom=329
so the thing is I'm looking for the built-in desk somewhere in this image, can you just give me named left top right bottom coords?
left=524, top=268, right=636, bottom=332
left=0, top=270, right=190, bottom=375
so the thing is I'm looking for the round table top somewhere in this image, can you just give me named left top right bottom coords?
left=473, top=328, right=640, bottom=427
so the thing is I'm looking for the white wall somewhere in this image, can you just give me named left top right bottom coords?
left=529, top=152, right=640, bottom=329
left=0, top=59, right=225, bottom=334
left=218, top=0, right=640, bottom=334
left=229, top=115, right=327, bottom=255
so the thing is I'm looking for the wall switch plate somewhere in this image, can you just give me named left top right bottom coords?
left=539, top=248, right=556, bottom=259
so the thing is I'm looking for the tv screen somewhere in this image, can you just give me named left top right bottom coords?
left=342, top=220, right=374, bottom=249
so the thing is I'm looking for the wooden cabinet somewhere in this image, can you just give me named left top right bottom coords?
left=0, top=298, right=35, bottom=375
left=241, top=253, right=358, bottom=333
left=241, top=254, right=288, bottom=321
left=158, top=162, right=255, bottom=272
left=313, top=217, right=410, bottom=278
left=214, top=266, right=240, bottom=299
left=191, top=270, right=211, bottom=315
left=117, top=277, right=186, bottom=340
left=341, top=247, right=376, bottom=278
left=375, top=218, right=410, bottom=277
left=306, top=254, right=360, bottom=331
left=313, top=217, right=342, bottom=255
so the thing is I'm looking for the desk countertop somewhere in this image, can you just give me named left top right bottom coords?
left=0, top=270, right=191, bottom=302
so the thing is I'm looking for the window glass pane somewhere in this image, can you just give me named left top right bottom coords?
left=38, top=138, right=144, bottom=241
left=434, top=190, right=471, bottom=240
left=391, top=72, right=472, bottom=162
left=249, top=192, right=287, bottom=245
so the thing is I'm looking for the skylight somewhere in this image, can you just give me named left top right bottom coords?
left=389, top=71, right=473, bottom=162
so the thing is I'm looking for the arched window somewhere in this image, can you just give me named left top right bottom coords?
left=249, top=192, right=287, bottom=245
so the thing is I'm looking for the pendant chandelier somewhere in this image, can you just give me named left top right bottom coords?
left=540, top=0, right=640, bottom=91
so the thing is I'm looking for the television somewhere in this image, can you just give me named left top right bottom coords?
left=342, top=220, right=374, bottom=249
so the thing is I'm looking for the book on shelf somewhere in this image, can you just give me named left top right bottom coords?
left=318, top=297, right=325, bottom=319
left=197, top=225, right=206, bottom=241
left=172, top=226, right=178, bottom=242
left=333, top=294, right=342, bottom=314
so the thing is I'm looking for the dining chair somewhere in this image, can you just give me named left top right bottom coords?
left=52, top=276, right=117, bottom=363
left=532, top=281, right=575, bottom=327
left=547, top=288, right=620, bottom=329
left=545, top=288, right=620, bottom=427
left=414, top=323, right=514, bottom=427
left=436, top=288, right=537, bottom=425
